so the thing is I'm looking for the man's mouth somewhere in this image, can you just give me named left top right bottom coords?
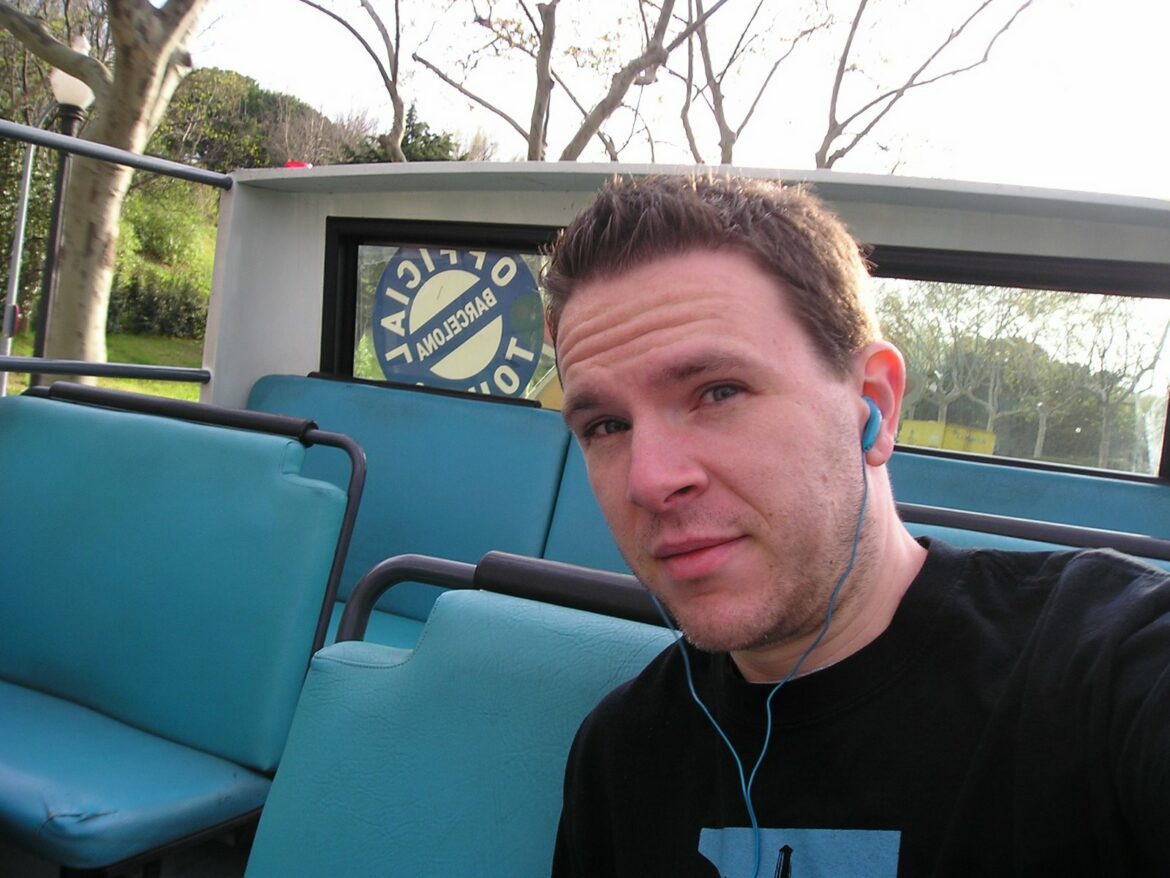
left=653, top=535, right=746, bottom=581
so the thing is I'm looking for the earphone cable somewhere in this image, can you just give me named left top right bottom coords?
left=650, top=449, right=871, bottom=878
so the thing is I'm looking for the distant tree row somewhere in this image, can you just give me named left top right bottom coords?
left=877, top=281, right=1170, bottom=473
left=150, top=67, right=468, bottom=171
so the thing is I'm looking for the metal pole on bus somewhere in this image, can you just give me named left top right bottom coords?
left=1, top=106, right=53, bottom=398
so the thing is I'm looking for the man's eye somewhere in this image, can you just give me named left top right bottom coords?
left=583, top=418, right=628, bottom=439
left=703, top=384, right=741, bottom=403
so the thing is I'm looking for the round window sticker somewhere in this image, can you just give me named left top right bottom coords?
left=372, top=247, right=544, bottom=396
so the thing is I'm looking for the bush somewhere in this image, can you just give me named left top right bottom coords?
left=108, top=178, right=215, bottom=339
left=107, top=263, right=208, bottom=339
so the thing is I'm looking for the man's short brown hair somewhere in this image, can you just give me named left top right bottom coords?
left=543, top=174, right=879, bottom=377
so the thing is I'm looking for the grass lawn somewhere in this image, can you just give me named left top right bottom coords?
left=3, top=332, right=205, bottom=401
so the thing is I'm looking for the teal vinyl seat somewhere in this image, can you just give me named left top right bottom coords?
left=0, top=389, right=356, bottom=872
left=245, top=584, right=672, bottom=877
left=542, top=439, right=630, bottom=574
left=888, top=450, right=1170, bottom=538
left=246, top=374, right=573, bottom=646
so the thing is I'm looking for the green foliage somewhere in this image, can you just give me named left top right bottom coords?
left=0, top=3, right=74, bottom=319
left=149, top=67, right=386, bottom=170
left=109, top=177, right=215, bottom=338
left=121, top=177, right=216, bottom=267
left=106, top=265, right=208, bottom=339
left=343, top=105, right=466, bottom=163
left=402, top=105, right=465, bottom=162
left=148, top=68, right=275, bottom=172
left=0, top=2, right=111, bottom=329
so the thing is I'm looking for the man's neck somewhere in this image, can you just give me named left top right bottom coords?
left=730, top=521, right=927, bottom=685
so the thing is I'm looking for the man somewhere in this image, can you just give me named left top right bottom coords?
left=544, top=174, right=1170, bottom=877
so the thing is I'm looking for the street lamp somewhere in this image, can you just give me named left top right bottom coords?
left=31, top=37, right=95, bottom=385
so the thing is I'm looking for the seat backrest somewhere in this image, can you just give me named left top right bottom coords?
left=542, top=439, right=629, bottom=573
left=888, top=450, right=1170, bottom=538
left=247, top=375, right=571, bottom=621
left=245, top=589, right=673, bottom=877
left=0, top=394, right=348, bottom=771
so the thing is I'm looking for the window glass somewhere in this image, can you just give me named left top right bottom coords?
left=348, top=238, right=1170, bottom=476
left=354, top=243, right=560, bottom=406
left=876, top=279, right=1170, bottom=475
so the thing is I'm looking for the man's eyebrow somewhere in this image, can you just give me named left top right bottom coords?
left=648, top=351, right=755, bottom=387
left=560, top=391, right=601, bottom=426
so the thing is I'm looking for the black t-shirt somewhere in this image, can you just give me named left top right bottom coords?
left=552, top=539, right=1170, bottom=877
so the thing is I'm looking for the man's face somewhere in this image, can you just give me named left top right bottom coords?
left=557, top=248, right=871, bottom=654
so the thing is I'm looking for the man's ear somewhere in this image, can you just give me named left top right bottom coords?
left=855, top=342, right=906, bottom=465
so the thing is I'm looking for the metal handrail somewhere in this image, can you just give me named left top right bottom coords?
left=0, top=118, right=232, bottom=189
left=898, top=501, right=1170, bottom=561
left=0, top=356, right=209, bottom=383
left=0, top=118, right=229, bottom=392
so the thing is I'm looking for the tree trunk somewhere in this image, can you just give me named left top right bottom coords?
left=528, top=1, right=558, bottom=161
left=51, top=1, right=207, bottom=372
left=1033, top=409, right=1048, bottom=459
left=45, top=154, right=133, bottom=368
left=1098, top=401, right=1113, bottom=469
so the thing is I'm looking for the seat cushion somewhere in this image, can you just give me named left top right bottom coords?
left=0, top=395, right=348, bottom=770
left=0, top=680, right=271, bottom=870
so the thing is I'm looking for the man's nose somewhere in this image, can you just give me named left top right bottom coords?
left=625, top=420, right=707, bottom=512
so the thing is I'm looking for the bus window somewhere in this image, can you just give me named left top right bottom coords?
left=323, top=219, right=561, bottom=406
left=876, top=278, right=1170, bottom=476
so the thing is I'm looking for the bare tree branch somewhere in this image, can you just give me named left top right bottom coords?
left=361, top=0, right=400, bottom=82
left=734, top=23, right=821, bottom=141
left=678, top=0, right=705, bottom=163
left=817, top=0, right=1034, bottom=168
left=413, top=50, right=530, bottom=141
left=717, top=0, right=768, bottom=81
left=693, top=0, right=730, bottom=160
left=297, top=0, right=407, bottom=160
left=528, top=0, right=557, bottom=159
left=683, top=0, right=825, bottom=163
left=559, top=0, right=731, bottom=160
left=361, top=0, right=406, bottom=160
left=662, top=0, right=732, bottom=54
left=820, top=0, right=867, bottom=166
left=443, top=2, right=620, bottom=159
left=517, top=0, right=541, bottom=33
left=418, top=0, right=728, bottom=161
left=549, top=47, right=634, bottom=159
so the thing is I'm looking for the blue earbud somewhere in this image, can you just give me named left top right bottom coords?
left=861, top=396, right=881, bottom=452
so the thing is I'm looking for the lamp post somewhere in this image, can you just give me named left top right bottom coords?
left=31, top=38, right=95, bottom=386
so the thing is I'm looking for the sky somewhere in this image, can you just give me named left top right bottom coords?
left=188, top=0, right=1170, bottom=200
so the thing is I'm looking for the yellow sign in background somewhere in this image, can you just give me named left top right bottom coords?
left=899, top=420, right=996, bottom=455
